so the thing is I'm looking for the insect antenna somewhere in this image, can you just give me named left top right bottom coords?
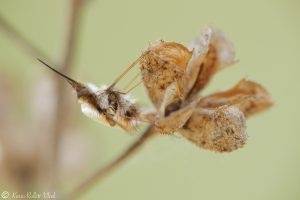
left=108, top=52, right=148, bottom=90
left=123, top=71, right=141, bottom=91
left=37, top=58, right=78, bottom=87
left=125, top=80, right=143, bottom=94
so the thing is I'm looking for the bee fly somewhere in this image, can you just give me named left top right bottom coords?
left=37, top=58, right=148, bottom=132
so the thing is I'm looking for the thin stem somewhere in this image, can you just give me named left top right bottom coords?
left=66, top=125, right=155, bottom=200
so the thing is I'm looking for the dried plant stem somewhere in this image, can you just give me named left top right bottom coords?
left=67, top=126, right=155, bottom=200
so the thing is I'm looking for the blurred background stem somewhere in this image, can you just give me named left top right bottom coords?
left=0, top=0, right=87, bottom=194
left=0, top=14, right=51, bottom=63
left=50, top=0, right=86, bottom=185
left=67, top=125, right=155, bottom=200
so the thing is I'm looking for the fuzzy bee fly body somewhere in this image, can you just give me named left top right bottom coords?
left=37, top=59, right=142, bottom=132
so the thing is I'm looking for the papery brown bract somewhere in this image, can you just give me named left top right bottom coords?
left=197, top=79, right=273, bottom=117
left=186, top=28, right=235, bottom=99
left=140, top=41, right=192, bottom=109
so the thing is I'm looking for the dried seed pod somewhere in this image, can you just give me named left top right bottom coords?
left=180, top=105, right=247, bottom=152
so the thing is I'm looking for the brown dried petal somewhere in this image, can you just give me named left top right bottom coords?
left=180, top=105, right=247, bottom=152
left=197, top=79, right=273, bottom=117
left=183, top=28, right=211, bottom=97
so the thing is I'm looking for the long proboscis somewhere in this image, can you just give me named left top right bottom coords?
left=37, top=58, right=78, bottom=86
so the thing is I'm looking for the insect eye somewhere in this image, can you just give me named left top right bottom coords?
left=108, top=93, right=118, bottom=111
left=125, top=110, right=133, bottom=117
left=125, top=106, right=137, bottom=118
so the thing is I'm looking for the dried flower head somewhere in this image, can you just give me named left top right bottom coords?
left=140, top=27, right=272, bottom=152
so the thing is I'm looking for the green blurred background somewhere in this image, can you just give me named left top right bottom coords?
left=0, top=0, right=299, bottom=200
